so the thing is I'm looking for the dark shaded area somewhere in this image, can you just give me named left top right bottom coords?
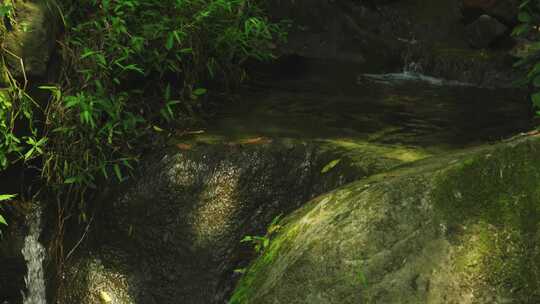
left=0, top=204, right=31, bottom=304
left=215, top=62, right=531, bottom=153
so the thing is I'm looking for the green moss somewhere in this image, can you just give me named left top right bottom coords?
left=432, top=139, right=540, bottom=301
left=320, top=139, right=431, bottom=163
left=230, top=192, right=333, bottom=303
left=230, top=221, right=302, bottom=303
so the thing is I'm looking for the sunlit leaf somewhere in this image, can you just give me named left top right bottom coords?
left=532, top=92, right=540, bottom=108
left=114, top=164, right=123, bottom=181
left=165, top=32, right=175, bottom=50
left=0, top=214, right=7, bottom=226
left=192, top=88, right=207, bottom=96
left=321, top=159, right=341, bottom=174
left=64, top=177, right=79, bottom=184
left=0, top=194, right=16, bottom=201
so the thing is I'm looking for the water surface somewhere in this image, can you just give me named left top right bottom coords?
left=208, top=68, right=530, bottom=153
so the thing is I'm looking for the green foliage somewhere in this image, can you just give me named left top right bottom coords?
left=240, top=214, right=283, bottom=254
left=41, top=0, right=286, bottom=213
left=0, top=193, right=16, bottom=228
left=235, top=214, right=283, bottom=274
left=0, top=0, right=287, bottom=231
left=513, top=0, right=540, bottom=115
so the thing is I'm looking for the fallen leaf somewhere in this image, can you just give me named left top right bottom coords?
left=176, top=143, right=192, bottom=150
left=175, top=130, right=205, bottom=137
left=239, top=137, right=271, bottom=145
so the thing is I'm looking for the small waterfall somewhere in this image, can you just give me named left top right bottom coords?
left=21, top=204, right=47, bottom=304
left=403, top=61, right=424, bottom=74
left=358, top=61, right=474, bottom=87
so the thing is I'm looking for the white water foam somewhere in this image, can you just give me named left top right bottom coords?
left=359, top=62, right=475, bottom=87
left=359, top=71, right=474, bottom=87
left=21, top=205, right=47, bottom=304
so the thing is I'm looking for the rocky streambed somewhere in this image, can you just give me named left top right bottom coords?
left=2, top=0, right=540, bottom=303
left=55, top=68, right=537, bottom=304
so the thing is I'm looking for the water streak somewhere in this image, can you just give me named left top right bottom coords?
left=359, top=71, right=474, bottom=87
left=21, top=205, right=47, bottom=304
left=359, top=62, right=475, bottom=87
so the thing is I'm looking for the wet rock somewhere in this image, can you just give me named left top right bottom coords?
left=465, top=14, right=508, bottom=48
left=262, top=0, right=523, bottom=88
left=462, top=0, right=519, bottom=25
left=62, top=139, right=425, bottom=304
left=463, top=0, right=498, bottom=10
left=268, top=0, right=400, bottom=66
left=61, top=249, right=140, bottom=304
left=231, top=134, right=540, bottom=303
left=0, top=201, right=37, bottom=304
left=486, top=0, right=519, bottom=25
left=404, top=46, right=520, bottom=87
left=2, top=0, right=60, bottom=79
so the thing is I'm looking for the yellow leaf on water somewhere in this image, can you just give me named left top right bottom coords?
left=176, top=143, right=192, bottom=150
left=239, top=137, right=271, bottom=145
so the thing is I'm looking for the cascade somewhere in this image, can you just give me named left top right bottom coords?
left=21, top=205, right=47, bottom=304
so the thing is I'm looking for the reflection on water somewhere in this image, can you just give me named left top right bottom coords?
left=210, top=69, right=530, bottom=152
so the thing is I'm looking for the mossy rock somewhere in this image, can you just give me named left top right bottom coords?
left=2, top=0, right=60, bottom=79
left=62, top=138, right=427, bottom=304
left=231, top=134, right=540, bottom=303
left=60, top=248, right=140, bottom=304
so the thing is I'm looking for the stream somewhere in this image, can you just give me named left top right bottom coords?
left=8, top=64, right=533, bottom=304
left=209, top=62, right=530, bottom=153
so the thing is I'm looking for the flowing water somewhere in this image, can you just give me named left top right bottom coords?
left=208, top=63, right=530, bottom=153
left=10, top=63, right=532, bottom=304
left=21, top=205, right=46, bottom=304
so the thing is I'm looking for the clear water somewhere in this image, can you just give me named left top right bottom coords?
left=209, top=66, right=530, bottom=153
left=21, top=205, right=46, bottom=304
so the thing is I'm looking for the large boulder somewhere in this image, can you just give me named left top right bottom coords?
left=61, top=138, right=428, bottom=304
left=266, top=0, right=520, bottom=87
left=267, top=0, right=401, bottom=67
left=465, top=14, right=508, bottom=49
left=462, top=0, right=519, bottom=25
left=231, top=133, right=540, bottom=303
left=2, top=0, right=60, bottom=80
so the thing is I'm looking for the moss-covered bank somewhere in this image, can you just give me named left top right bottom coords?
left=231, top=134, right=540, bottom=303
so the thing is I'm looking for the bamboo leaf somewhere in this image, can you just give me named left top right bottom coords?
left=0, top=214, right=7, bottom=226
left=321, top=159, right=341, bottom=174
left=0, top=194, right=16, bottom=201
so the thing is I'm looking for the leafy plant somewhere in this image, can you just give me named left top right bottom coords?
left=240, top=213, right=283, bottom=254
left=321, top=158, right=341, bottom=174
left=0, top=193, right=16, bottom=227
left=0, top=0, right=287, bottom=297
